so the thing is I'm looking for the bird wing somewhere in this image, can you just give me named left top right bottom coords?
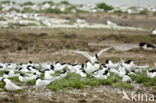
left=73, top=50, right=92, bottom=61
left=97, top=47, right=112, bottom=57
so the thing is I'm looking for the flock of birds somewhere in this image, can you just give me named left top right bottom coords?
left=0, top=47, right=156, bottom=91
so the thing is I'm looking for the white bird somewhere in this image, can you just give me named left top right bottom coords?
left=44, top=69, right=56, bottom=80
left=54, top=62, right=67, bottom=71
left=19, top=73, right=37, bottom=82
left=151, top=29, right=156, bottom=36
left=122, top=74, right=132, bottom=83
left=84, top=61, right=99, bottom=73
left=147, top=69, right=156, bottom=78
left=107, top=20, right=118, bottom=28
left=76, top=69, right=86, bottom=77
left=93, top=70, right=109, bottom=79
left=154, top=63, right=156, bottom=68
left=73, top=47, right=112, bottom=64
left=35, top=77, right=54, bottom=88
left=2, top=78, right=24, bottom=91
left=3, top=71, right=19, bottom=78
left=105, top=59, right=119, bottom=68
left=35, top=70, right=67, bottom=88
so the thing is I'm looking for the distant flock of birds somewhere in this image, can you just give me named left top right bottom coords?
left=0, top=47, right=156, bottom=91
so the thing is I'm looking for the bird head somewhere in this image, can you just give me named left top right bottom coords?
left=20, top=73, right=24, bottom=77
left=139, top=42, right=146, bottom=47
left=50, top=65, right=54, bottom=70
left=36, top=77, right=40, bottom=80
left=4, top=71, right=9, bottom=75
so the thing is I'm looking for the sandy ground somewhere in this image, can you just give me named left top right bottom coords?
left=44, top=13, right=156, bottom=28
left=0, top=13, right=155, bottom=103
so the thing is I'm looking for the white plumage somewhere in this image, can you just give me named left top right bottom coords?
left=73, top=47, right=112, bottom=64
left=2, top=78, right=24, bottom=91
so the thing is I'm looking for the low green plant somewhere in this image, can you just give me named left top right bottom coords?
left=152, top=86, right=156, bottom=90
left=21, top=2, right=34, bottom=6
left=96, top=2, right=114, bottom=11
left=42, top=1, right=54, bottom=5
left=129, top=73, right=156, bottom=87
left=40, top=8, right=62, bottom=14
left=0, top=81, right=5, bottom=89
left=0, top=71, right=6, bottom=76
left=26, top=79, right=36, bottom=85
left=8, top=76, right=20, bottom=82
left=114, top=82, right=133, bottom=89
left=139, top=9, right=148, bottom=15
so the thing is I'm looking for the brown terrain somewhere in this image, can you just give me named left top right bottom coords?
left=0, top=13, right=156, bottom=103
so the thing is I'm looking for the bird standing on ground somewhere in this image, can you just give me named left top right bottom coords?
left=35, top=77, right=53, bottom=88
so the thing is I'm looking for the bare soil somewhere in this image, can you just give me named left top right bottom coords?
left=44, top=13, right=156, bottom=28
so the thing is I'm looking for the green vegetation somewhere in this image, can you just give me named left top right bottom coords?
left=47, top=73, right=85, bottom=91
left=15, top=89, right=25, bottom=93
left=96, top=2, right=114, bottom=11
left=0, top=71, right=6, bottom=76
left=40, top=73, right=44, bottom=80
left=30, top=88, right=35, bottom=91
left=152, top=86, right=156, bottom=90
left=139, top=9, right=148, bottom=15
left=0, top=6, right=2, bottom=11
left=0, top=0, right=11, bottom=4
left=42, top=1, right=54, bottom=5
left=21, top=2, right=34, bottom=6
left=0, top=81, right=5, bottom=90
left=60, top=1, right=70, bottom=5
left=8, top=76, right=20, bottom=82
left=40, top=8, right=62, bottom=14
left=8, top=8, right=20, bottom=12
left=22, top=7, right=35, bottom=13
left=114, top=82, right=133, bottom=89
left=26, top=79, right=36, bottom=85
left=128, top=6, right=137, bottom=10
left=114, top=10, right=122, bottom=14
left=129, top=73, right=156, bottom=87
left=47, top=72, right=124, bottom=91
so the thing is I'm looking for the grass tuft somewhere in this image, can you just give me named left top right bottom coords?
left=26, top=79, right=36, bottom=85
left=129, top=73, right=156, bottom=87
left=8, top=76, right=20, bottom=82
left=114, top=82, right=133, bottom=89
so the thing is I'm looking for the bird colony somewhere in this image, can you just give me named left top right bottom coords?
left=0, top=47, right=156, bottom=91
left=0, top=1, right=153, bottom=30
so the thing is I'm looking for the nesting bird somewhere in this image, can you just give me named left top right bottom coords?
left=139, top=42, right=155, bottom=50
left=35, top=77, right=53, bottom=88
left=2, top=78, right=24, bottom=91
left=19, top=73, right=37, bottom=82
left=147, top=69, right=156, bottom=78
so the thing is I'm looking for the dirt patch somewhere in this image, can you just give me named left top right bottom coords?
left=43, top=13, right=156, bottom=28
left=0, top=28, right=155, bottom=66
